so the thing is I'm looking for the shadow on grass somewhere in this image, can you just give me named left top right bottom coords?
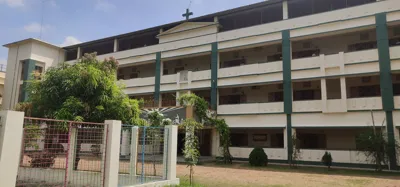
left=185, top=161, right=400, bottom=180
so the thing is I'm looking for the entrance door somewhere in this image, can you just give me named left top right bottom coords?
left=197, top=129, right=212, bottom=156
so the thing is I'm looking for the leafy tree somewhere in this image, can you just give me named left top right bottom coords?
left=290, top=134, right=301, bottom=168
left=321, top=151, right=333, bottom=170
left=16, top=53, right=143, bottom=169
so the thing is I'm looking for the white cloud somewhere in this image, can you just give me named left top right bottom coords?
left=95, top=0, right=116, bottom=12
left=0, top=0, right=24, bottom=7
left=23, top=22, right=52, bottom=33
left=60, top=36, right=82, bottom=47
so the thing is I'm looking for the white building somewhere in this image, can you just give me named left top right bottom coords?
left=3, top=0, right=400, bottom=169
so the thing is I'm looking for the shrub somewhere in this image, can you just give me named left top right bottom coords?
left=249, top=148, right=268, bottom=167
left=29, top=152, right=56, bottom=168
left=321, top=151, right=333, bottom=169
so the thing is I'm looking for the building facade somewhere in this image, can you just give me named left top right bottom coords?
left=3, top=0, right=400, bottom=169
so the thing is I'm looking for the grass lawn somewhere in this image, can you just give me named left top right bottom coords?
left=173, top=162, right=400, bottom=187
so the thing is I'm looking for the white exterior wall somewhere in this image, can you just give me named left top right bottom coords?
left=2, top=40, right=65, bottom=110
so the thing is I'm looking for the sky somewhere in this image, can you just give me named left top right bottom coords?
left=0, top=0, right=264, bottom=65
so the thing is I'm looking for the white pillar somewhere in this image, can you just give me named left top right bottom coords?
left=103, top=120, right=122, bottom=187
left=66, top=127, right=77, bottom=182
left=163, top=125, right=178, bottom=181
left=129, top=126, right=139, bottom=176
left=282, top=0, right=288, bottom=20
left=176, top=91, right=180, bottom=106
left=211, top=128, right=220, bottom=157
left=0, top=110, right=25, bottom=187
left=77, top=47, right=82, bottom=59
left=338, top=52, right=348, bottom=110
left=113, top=39, right=118, bottom=52
left=321, top=79, right=327, bottom=112
left=121, top=130, right=130, bottom=156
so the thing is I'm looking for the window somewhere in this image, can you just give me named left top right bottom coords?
left=81, top=41, right=114, bottom=56
left=268, top=92, right=284, bottom=102
left=347, top=0, right=375, bottom=7
left=347, top=41, right=377, bottom=52
left=288, top=0, right=374, bottom=19
left=292, top=49, right=320, bottom=59
left=349, top=85, right=381, bottom=98
left=222, top=58, right=245, bottom=68
left=288, top=0, right=313, bottom=18
left=118, top=31, right=159, bottom=51
left=298, top=133, right=326, bottom=149
left=163, top=69, right=168, bottom=75
left=393, top=83, right=400, bottom=96
left=219, top=95, right=242, bottom=105
left=326, top=79, right=341, bottom=99
left=267, top=54, right=282, bottom=62
left=231, top=133, right=248, bottom=147
left=34, top=66, right=43, bottom=80
left=65, top=49, right=78, bottom=61
left=219, top=3, right=282, bottom=32
left=174, top=67, right=184, bottom=74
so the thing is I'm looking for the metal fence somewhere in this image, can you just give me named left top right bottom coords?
left=16, top=117, right=107, bottom=187
left=118, top=125, right=168, bottom=186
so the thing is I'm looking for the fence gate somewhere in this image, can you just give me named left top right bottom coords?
left=16, top=117, right=107, bottom=187
left=118, top=126, right=169, bottom=186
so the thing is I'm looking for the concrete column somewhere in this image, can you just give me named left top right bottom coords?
left=176, top=91, right=180, bottom=106
left=211, top=128, right=220, bottom=157
left=120, top=130, right=130, bottom=156
left=158, top=93, right=162, bottom=107
left=66, top=127, right=77, bottom=181
left=103, top=120, right=122, bottom=187
left=321, top=79, right=327, bottom=112
left=163, top=125, right=178, bottom=181
left=113, top=39, right=118, bottom=52
left=129, top=126, right=139, bottom=176
left=282, top=0, right=288, bottom=20
left=77, top=47, right=82, bottom=59
left=0, top=111, right=24, bottom=187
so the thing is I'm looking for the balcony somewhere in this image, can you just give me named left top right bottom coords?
left=218, top=102, right=284, bottom=115
left=218, top=61, right=282, bottom=78
left=347, top=97, right=382, bottom=111
left=293, top=100, right=322, bottom=112
left=123, top=77, right=155, bottom=88
left=300, top=149, right=367, bottom=164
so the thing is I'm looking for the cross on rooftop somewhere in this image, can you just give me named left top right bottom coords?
left=182, top=8, right=193, bottom=20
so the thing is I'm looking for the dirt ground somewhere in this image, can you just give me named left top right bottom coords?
left=175, top=163, right=400, bottom=187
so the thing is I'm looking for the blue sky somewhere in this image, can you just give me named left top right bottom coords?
left=0, top=0, right=263, bottom=65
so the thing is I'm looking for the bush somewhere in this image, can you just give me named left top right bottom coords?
left=29, top=152, right=56, bottom=168
left=249, top=148, right=268, bottom=167
left=321, top=151, right=333, bottom=169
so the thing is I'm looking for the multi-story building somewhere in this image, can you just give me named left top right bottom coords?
left=3, top=0, right=400, bottom=169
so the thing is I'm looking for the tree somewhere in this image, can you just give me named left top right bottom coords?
left=178, top=93, right=232, bottom=164
left=17, top=53, right=143, bottom=169
left=290, top=134, right=301, bottom=168
left=180, top=118, right=203, bottom=185
left=321, top=151, right=333, bottom=170
left=355, top=111, right=399, bottom=171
